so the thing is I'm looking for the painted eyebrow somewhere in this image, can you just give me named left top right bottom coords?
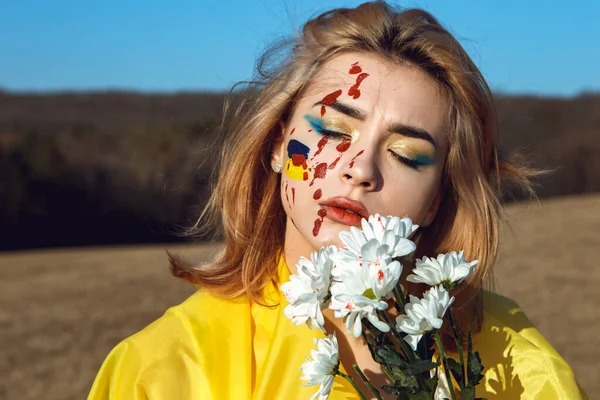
left=314, top=100, right=437, bottom=148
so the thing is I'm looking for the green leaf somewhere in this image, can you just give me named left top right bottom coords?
left=406, top=359, right=439, bottom=375
left=388, top=366, right=418, bottom=389
left=460, top=386, right=475, bottom=400
left=467, top=351, right=485, bottom=386
left=447, top=357, right=465, bottom=389
left=374, top=347, right=410, bottom=368
left=421, top=376, right=439, bottom=392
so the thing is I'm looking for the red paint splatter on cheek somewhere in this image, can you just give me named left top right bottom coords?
left=312, top=219, right=322, bottom=236
left=336, top=138, right=351, bottom=152
left=348, top=150, right=364, bottom=168
left=328, top=138, right=352, bottom=170
left=310, top=136, right=328, bottom=160
left=291, top=154, right=306, bottom=167
left=309, top=162, right=328, bottom=186
left=328, top=155, right=342, bottom=170
left=291, top=154, right=309, bottom=181
left=349, top=62, right=362, bottom=74
left=348, top=72, right=369, bottom=100
left=313, top=188, right=322, bottom=200
left=313, top=209, right=328, bottom=236
left=291, top=187, right=295, bottom=205
left=284, top=182, right=291, bottom=209
left=290, top=128, right=295, bottom=136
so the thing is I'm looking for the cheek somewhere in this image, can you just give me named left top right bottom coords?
left=380, top=169, right=442, bottom=217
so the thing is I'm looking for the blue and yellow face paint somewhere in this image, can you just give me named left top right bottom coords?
left=285, top=139, right=310, bottom=181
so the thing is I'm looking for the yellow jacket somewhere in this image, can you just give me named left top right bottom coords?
left=89, top=257, right=588, bottom=399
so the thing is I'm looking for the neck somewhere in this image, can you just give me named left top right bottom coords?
left=283, top=217, right=316, bottom=275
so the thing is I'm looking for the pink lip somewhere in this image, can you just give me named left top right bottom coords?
left=320, top=197, right=369, bottom=226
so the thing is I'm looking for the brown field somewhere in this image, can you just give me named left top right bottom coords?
left=1, top=194, right=599, bottom=400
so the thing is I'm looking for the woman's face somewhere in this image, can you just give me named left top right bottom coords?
left=274, top=52, right=449, bottom=260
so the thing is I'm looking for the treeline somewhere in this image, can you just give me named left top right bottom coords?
left=0, top=90, right=598, bottom=250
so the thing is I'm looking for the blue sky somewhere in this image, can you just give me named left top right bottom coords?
left=1, top=0, right=598, bottom=96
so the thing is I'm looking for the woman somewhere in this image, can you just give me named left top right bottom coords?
left=88, top=2, right=588, bottom=399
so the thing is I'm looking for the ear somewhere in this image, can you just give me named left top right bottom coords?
left=271, top=120, right=287, bottom=170
left=421, top=188, right=444, bottom=228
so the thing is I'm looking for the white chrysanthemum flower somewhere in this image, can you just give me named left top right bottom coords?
left=301, top=333, right=340, bottom=400
left=329, top=294, right=389, bottom=337
left=281, top=246, right=336, bottom=330
left=395, top=286, right=455, bottom=350
left=329, top=255, right=402, bottom=337
left=407, top=250, right=479, bottom=288
left=337, top=214, right=418, bottom=264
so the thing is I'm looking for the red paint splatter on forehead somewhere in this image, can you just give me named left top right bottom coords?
left=349, top=62, right=362, bottom=74
left=320, top=89, right=343, bottom=117
left=348, top=72, right=369, bottom=100
left=322, top=89, right=343, bottom=105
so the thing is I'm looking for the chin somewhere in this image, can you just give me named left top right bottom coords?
left=311, top=227, right=345, bottom=249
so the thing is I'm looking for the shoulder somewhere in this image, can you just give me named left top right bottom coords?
left=474, top=291, right=588, bottom=399
left=88, top=290, right=251, bottom=400
left=125, top=289, right=249, bottom=353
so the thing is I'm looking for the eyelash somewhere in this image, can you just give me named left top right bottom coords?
left=308, top=120, right=351, bottom=140
left=389, top=150, right=427, bottom=170
left=317, top=128, right=350, bottom=140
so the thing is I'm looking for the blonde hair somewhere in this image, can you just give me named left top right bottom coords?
left=169, top=1, right=535, bottom=335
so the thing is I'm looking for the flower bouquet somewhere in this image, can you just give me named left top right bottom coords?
left=281, top=215, right=486, bottom=400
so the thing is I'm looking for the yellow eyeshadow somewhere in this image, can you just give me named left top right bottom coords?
left=315, top=116, right=357, bottom=136
left=389, top=142, right=436, bottom=165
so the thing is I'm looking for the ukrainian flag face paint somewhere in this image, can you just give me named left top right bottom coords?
left=285, top=139, right=311, bottom=181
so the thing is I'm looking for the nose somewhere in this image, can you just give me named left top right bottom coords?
left=338, top=148, right=379, bottom=190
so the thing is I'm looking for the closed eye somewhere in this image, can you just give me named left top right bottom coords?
left=305, top=115, right=352, bottom=140
left=315, top=127, right=349, bottom=140
left=389, top=150, right=431, bottom=170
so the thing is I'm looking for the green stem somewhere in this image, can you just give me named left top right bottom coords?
left=392, top=285, right=406, bottom=313
left=336, top=370, right=369, bottom=400
left=352, top=364, right=383, bottom=400
left=433, top=331, right=457, bottom=400
left=378, top=310, right=418, bottom=362
left=447, top=308, right=466, bottom=387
